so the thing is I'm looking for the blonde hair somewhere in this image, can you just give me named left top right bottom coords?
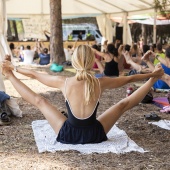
left=72, top=45, right=97, bottom=105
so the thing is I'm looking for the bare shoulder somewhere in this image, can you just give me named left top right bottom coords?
left=53, top=75, right=68, bottom=90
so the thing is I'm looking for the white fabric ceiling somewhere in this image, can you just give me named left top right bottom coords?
left=5, top=0, right=166, bottom=19
left=4, top=0, right=170, bottom=45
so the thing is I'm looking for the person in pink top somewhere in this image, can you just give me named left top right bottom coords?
left=92, top=44, right=101, bottom=69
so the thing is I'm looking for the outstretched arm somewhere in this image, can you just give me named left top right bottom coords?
left=100, top=64, right=164, bottom=90
left=92, top=48, right=106, bottom=59
left=2, top=60, right=65, bottom=89
left=37, top=41, right=43, bottom=53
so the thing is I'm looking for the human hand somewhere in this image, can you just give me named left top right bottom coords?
left=1, top=67, right=13, bottom=77
left=5, top=55, right=11, bottom=61
left=123, top=50, right=129, bottom=56
left=2, top=59, right=14, bottom=71
left=119, top=44, right=124, bottom=50
left=152, top=63, right=164, bottom=79
left=117, top=45, right=124, bottom=55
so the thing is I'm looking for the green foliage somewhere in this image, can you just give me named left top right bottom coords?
left=9, top=20, right=24, bottom=34
left=9, top=20, right=14, bottom=34
left=16, top=20, right=24, bottom=33
left=154, top=0, right=169, bottom=15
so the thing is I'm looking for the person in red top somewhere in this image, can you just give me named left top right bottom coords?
left=92, top=44, right=101, bottom=69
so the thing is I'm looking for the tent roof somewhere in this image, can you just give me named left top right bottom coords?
left=6, top=0, right=169, bottom=19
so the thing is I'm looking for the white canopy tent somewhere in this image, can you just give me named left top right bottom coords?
left=2, top=0, right=170, bottom=44
left=5, top=0, right=158, bottom=18
left=5, top=0, right=161, bottom=44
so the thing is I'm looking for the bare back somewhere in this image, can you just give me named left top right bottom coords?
left=63, top=77, right=101, bottom=119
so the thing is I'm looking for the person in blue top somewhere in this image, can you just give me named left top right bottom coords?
left=142, top=47, right=170, bottom=89
left=2, top=46, right=163, bottom=144
left=38, top=48, right=51, bottom=65
left=36, top=41, right=51, bottom=65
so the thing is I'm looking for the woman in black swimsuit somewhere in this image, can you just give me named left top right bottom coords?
left=2, top=45, right=163, bottom=144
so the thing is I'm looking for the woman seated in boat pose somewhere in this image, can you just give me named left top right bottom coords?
left=1, top=45, right=163, bottom=144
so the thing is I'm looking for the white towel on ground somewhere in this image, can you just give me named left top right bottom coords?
left=32, top=120, right=146, bottom=154
left=148, top=120, right=170, bottom=130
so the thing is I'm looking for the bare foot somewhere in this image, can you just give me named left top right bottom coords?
left=123, top=51, right=132, bottom=65
left=161, top=73, right=170, bottom=86
left=152, top=63, right=164, bottom=79
left=141, top=51, right=152, bottom=62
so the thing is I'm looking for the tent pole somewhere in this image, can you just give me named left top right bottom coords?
left=123, top=12, right=128, bottom=44
left=103, top=14, right=107, bottom=52
left=2, top=0, right=6, bottom=36
left=41, top=0, right=43, bottom=19
left=153, top=9, right=157, bottom=44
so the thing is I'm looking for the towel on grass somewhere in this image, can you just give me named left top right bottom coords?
left=32, top=120, right=146, bottom=154
left=148, top=120, right=170, bottom=130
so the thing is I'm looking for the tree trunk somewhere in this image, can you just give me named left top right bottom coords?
left=50, top=0, right=65, bottom=64
left=7, top=20, right=12, bottom=40
left=141, top=24, right=147, bottom=45
left=12, top=20, right=19, bottom=41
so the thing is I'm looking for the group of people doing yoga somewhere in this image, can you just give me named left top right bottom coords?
left=1, top=43, right=165, bottom=144
left=92, top=41, right=170, bottom=90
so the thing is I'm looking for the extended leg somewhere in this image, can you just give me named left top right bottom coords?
left=5, top=71, right=66, bottom=134
left=98, top=77, right=158, bottom=133
left=141, top=52, right=155, bottom=71
left=123, top=52, right=142, bottom=72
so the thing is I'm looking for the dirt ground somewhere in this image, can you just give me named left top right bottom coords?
left=0, top=65, right=170, bottom=170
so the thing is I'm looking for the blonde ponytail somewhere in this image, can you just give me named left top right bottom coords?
left=72, top=45, right=97, bottom=105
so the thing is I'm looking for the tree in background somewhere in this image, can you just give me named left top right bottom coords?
left=50, top=0, right=65, bottom=64
left=154, top=0, right=168, bottom=16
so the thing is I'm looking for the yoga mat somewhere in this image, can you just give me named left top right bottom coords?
left=153, top=97, right=169, bottom=108
left=32, top=120, right=147, bottom=154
